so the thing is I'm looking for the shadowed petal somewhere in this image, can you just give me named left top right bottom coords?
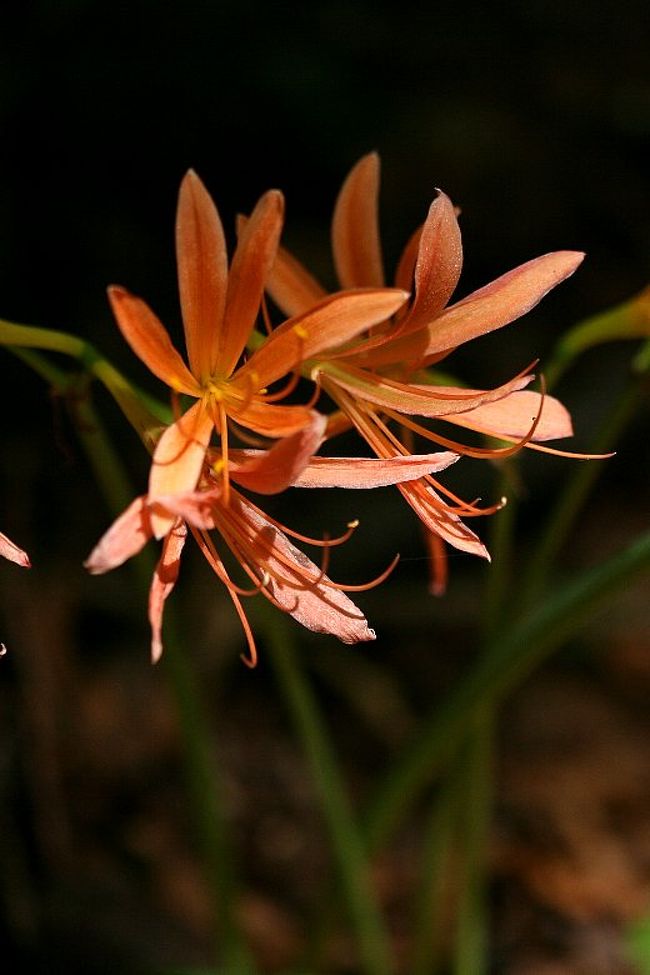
left=288, top=451, right=460, bottom=488
left=0, top=532, right=30, bottom=567
left=149, top=401, right=214, bottom=538
left=149, top=519, right=187, bottom=663
left=232, top=398, right=318, bottom=437
left=84, top=496, right=152, bottom=574
left=228, top=413, right=327, bottom=493
left=220, top=190, right=285, bottom=376
left=266, top=241, right=327, bottom=317
left=332, top=153, right=384, bottom=288
left=241, top=288, right=409, bottom=389
left=176, top=170, right=228, bottom=381
left=399, top=481, right=490, bottom=559
left=447, top=389, right=573, bottom=441
left=108, top=287, right=198, bottom=395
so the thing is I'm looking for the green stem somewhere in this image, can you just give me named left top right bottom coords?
left=452, top=709, right=493, bottom=975
left=261, top=609, right=394, bottom=975
left=363, top=529, right=650, bottom=853
left=68, top=385, right=252, bottom=971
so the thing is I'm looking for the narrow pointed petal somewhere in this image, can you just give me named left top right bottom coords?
left=149, top=519, right=186, bottom=663
left=401, top=191, right=463, bottom=331
left=84, top=496, right=152, bottom=574
left=236, top=495, right=376, bottom=643
left=220, top=190, right=285, bottom=376
left=228, top=413, right=327, bottom=494
left=420, top=251, right=585, bottom=356
left=240, top=288, right=409, bottom=389
left=332, top=153, right=384, bottom=288
left=231, top=398, right=317, bottom=437
left=266, top=241, right=328, bottom=317
left=447, top=389, right=573, bottom=441
left=288, top=451, right=460, bottom=488
left=176, top=170, right=228, bottom=381
left=108, top=287, right=198, bottom=395
left=0, top=532, right=30, bottom=567
left=149, top=401, right=214, bottom=538
left=400, top=481, right=490, bottom=559
left=322, top=363, right=532, bottom=418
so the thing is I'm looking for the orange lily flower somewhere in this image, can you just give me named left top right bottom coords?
left=109, top=169, right=409, bottom=539
left=263, top=154, right=585, bottom=590
left=86, top=411, right=461, bottom=664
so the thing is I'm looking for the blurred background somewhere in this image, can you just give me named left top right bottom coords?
left=0, top=1, right=648, bottom=972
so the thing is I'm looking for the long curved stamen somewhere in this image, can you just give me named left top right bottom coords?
left=320, top=552, right=401, bottom=593
left=261, top=368, right=302, bottom=403
left=243, top=497, right=361, bottom=548
left=194, top=526, right=270, bottom=597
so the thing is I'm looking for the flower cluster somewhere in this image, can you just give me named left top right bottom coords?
left=85, top=158, right=584, bottom=663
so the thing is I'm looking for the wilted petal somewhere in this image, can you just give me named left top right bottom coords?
left=220, top=190, right=284, bottom=376
left=240, top=288, right=409, bottom=389
left=332, top=153, right=384, bottom=289
left=176, top=170, right=228, bottom=381
left=149, top=401, right=214, bottom=538
left=149, top=519, right=187, bottom=663
left=266, top=241, right=327, bottom=317
left=229, top=413, right=327, bottom=493
left=108, top=287, right=198, bottom=394
left=0, top=532, right=30, bottom=567
left=235, top=494, right=376, bottom=644
left=85, top=496, right=152, bottom=574
left=289, top=451, right=460, bottom=488
left=448, top=389, right=573, bottom=441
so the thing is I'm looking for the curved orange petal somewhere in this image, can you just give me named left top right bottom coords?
left=401, top=191, right=463, bottom=332
left=0, top=531, right=30, bottom=567
left=149, top=519, right=186, bottom=663
left=84, top=496, right=152, bottom=574
left=420, top=250, right=585, bottom=356
left=321, top=363, right=532, bottom=418
left=332, top=153, right=384, bottom=288
left=288, top=451, right=460, bottom=488
left=446, top=389, right=573, bottom=441
left=266, top=240, right=327, bottom=317
left=228, top=413, right=327, bottom=494
left=232, top=398, right=317, bottom=437
left=176, top=170, right=228, bottom=381
left=240, top=288, right=409, bottom=389
left=149, top=400, right=214, bottom=538
left=108, top=287, right=198, bottom=394
left=400, top=480, right=490, bottom=559
left=220, top=190, right=285, bottom=376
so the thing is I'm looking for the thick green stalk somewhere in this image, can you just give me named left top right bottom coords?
left=260, top=609, right=394, bottom=975
left=363, top=529, right=650, bottom=853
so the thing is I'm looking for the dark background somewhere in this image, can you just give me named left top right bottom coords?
left=0, top=1, right=648, bottom=972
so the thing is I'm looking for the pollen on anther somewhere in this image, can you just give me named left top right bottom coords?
left=293, top=324, right=309, bottom=340
left=347, top=519, right=360, bottom=529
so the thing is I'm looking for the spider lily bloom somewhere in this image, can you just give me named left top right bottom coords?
left=264, top=153, right=584, bottom=588
left=109, top=169, right=408, bottom=539
left=0, top=531, right=30, bottom=567
left=86, top=412, right=460, bottom=664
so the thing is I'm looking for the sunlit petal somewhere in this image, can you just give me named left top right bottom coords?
left=149, top=401, right=214, bottom=538
left=288, top=451, right=460, bottom=488
left=266, top=241, right=328, bottom=317
left=447, top=389, right=573, bottom=441
left=220, top=190, right=284, bottom=376
left=400, top=481, right=490, bottom=559
left=84, top=496, right=152, bottom=574
left=332, top=153, right=384, bottom=288
left=176, top=170, right=228, bottom=380
left=241, top=288, right=409, bottom=389
left=401, top=191, right=463, bottom=331
left=108, top=286, right=198, bottom=395
left=0, top=531, right=30, bottom=567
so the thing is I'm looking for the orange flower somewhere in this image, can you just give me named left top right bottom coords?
left=264, top=154, right=585, bottom=590
left=86, top=412, right=461, bottom=664
left=110, top=170, right=407, bottom=539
